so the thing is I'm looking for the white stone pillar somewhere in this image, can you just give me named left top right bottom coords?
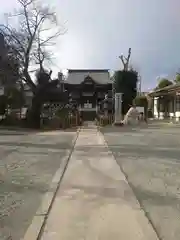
left=159, top=112, right=164, bottom=120
left=114, top=93, right=123, bottom=124
left=175, top=94, right=180, bottom=122
left=0, top=87, right=4, bottom=96
left=153, top=97, right=159, bottom=119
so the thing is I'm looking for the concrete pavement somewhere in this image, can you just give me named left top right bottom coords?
left=0, top=129, right=77, bottom=240
left=40, top=126, right=158, bottom=240
left=102, top=125, right=180, bottom=240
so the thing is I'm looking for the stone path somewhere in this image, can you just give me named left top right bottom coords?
left=40, top=126, right=158, bottom=240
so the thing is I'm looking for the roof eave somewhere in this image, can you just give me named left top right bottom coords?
left=148, top=86, right=180, bottom=97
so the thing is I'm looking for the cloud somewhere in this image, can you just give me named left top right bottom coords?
left=2, top=0, right=180, bottom=90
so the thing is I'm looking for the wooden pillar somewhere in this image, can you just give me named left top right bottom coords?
left=164, top=96, right=170, bottom=119
left=174, top=95, right=176, bottom=118
left=159, top=96, right=165, bottom=119
left=168, top=95, right=174, bottom=120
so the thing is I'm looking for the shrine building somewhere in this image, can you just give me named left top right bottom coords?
left=60, top=69, right=112, bottom=120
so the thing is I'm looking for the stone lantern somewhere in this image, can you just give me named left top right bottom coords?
left=102, top=93, right=113, bottom=117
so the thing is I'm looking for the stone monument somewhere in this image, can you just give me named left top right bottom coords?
left=114, top=93, right=123, bottom=124
left=122, top=105, right=139, bottom=125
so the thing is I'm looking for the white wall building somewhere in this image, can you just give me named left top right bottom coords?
left=148, top=83, right=180, bottom=122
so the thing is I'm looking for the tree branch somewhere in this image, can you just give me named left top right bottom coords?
left=119, top=48, right=131, bottom=71
left=1, top=0, right=64, bottom=92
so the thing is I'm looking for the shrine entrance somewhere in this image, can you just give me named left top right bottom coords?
left=81, top=110, right=96, bottom=121
left=79, top=100, right=97, bottom=121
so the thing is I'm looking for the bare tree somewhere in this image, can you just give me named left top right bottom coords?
left=119, top=48, right=131, bottom=71
left=33, top=30, right=52, bottom=72
left=0, top=33, right=20, bottom=89
left=0, top=0, right=64, bottom=93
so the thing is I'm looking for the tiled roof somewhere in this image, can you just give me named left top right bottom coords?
left=148, top=83, right=180, bottom=96
left=66, top=69, right=112, bottom=84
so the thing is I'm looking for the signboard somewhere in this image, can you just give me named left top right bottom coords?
left=0, top=87, right=4, bottom=96
left=82, top=92, right=94, bottom=96
left=136, top=106, right=144, bottom=113
left=84, top=103, right=92, bottom=109
left=25, top=91, right=33, bottom=97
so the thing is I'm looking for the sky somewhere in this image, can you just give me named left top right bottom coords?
left=1, top=0, right=180, bottom=91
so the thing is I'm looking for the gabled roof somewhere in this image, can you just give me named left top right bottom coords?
left=66, top=69, right=112, bottom=84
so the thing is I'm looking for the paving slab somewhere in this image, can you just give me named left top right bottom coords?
left=40, top=126, right=158, bottom=240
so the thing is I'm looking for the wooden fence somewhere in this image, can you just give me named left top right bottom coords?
left=41, top=113, right=81, bottom=130
left=97, top=115, right=114, bottom=126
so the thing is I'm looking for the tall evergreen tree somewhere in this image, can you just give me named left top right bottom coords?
left=114, top=48, right=138, bottom=114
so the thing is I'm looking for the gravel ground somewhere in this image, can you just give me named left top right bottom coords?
left=0, top=129, right=77, bottom=240
left=101, top=124, right=180, bottom=240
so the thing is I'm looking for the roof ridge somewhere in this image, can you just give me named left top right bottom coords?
left=68, top=69, right=109, bottom=73
left=65, top=70, right=111, bottom=84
